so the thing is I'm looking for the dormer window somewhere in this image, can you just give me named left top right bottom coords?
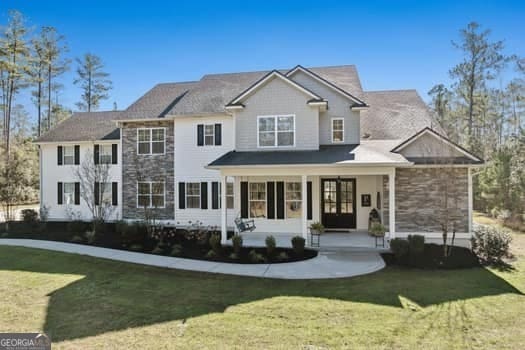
left=257, top=115, right=295, bottom=148
left=332, top=118, right=344, bottom=143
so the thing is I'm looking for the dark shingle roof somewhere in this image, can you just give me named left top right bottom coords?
left=405, top=157, right=484, bottom=165
left=35, top=111, right=122, bottom=142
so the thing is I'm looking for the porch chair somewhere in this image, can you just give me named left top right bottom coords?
left=234, top=216, right=256, bottom=233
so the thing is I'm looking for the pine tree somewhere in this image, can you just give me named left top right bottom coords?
left=74, top=53, right=112, bottom=112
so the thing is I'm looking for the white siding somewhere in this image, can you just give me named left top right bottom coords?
left=174, top=116, right=236, bottom=226
left=40, top=142, right=122, bottom=221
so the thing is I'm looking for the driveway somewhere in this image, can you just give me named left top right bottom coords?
left=0, top=239, right=385, bottom=279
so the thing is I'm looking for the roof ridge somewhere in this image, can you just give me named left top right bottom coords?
left=364, top=89, right=418, bottom=93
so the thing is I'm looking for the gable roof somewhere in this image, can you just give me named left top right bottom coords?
left=225, top=70, right=325, bottom=108
left=286, top=65, right=367, bottom=107
left=392, top=127, right=483, bottom=163
left=35, top=111, right=122, bottom=143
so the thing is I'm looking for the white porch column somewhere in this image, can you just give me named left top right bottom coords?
left=468, top=167, right=473, bottom=235
left=301, top=175, right=308, bottom=240
left=220, top=175, right=228, bottom=244
left=388, top=169, right=396, bottom=239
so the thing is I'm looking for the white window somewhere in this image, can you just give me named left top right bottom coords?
left=332, top=118, right=344, bottom=143
left=99, top=182, right=113, bottom=205
left=204, top=124, right=215, bottom=146
left=286, top=182, right=302, bottom=218
left=226, top=182, right=234, bottom=209
left=63, top=146, right=75, bottom=165
left=137, top=128, right=165, bottom=155
left=99, top=145, right=112, bottom=164
left=186, top=183, right=201, bottom=209
left=249, top=182, right=266, bottom=218
left=137, top=182, right=165, bottom=208
left=63, top=182, right=75, bottom=204
left=257, top=115, right=295, bottom=147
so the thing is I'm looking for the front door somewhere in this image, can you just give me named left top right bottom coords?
left=321, top=179, right=356, bottom=229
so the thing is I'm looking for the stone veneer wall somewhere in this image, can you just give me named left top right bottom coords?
left=121, top=120, right=174, bottom=220
left=383, top=168, right=469, bottom=233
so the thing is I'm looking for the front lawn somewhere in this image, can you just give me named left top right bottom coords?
left=0, top=216, right=524, bottom=349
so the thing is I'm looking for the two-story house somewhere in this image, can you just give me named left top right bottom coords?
left=35, top=65, right=483, bottom=246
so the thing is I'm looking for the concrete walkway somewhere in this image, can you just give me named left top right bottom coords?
left=0, top=239, right=385, bottom=280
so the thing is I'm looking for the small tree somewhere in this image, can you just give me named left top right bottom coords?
left=74, top=53, right=112, bottom=112
left=72, top=147, right=115, bottom=234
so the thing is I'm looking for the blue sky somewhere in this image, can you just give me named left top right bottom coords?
left=1, top=0, right=524, bottom=115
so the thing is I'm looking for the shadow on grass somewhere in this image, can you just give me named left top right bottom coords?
left=0, top=246, right=522, bottom=342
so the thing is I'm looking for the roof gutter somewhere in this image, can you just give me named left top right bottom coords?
left=206, top=161, right=413, bottom=170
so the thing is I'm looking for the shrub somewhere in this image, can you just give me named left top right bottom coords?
left=248, top=249, right=266, bottom=263
left=129, top=244, right=143, bottom=252
left=205, top=250, right=217, bottom=259
left=503, top=214, right=525, bottom=232
left=67, top=220, right=88, bottom=235
left=170, top=244, right=183, bottom=257
left=228, top=252, right=239, bottom=260
left=276, top=251, right=289, bottom=261
left=209, top=233, right=222, bottom=255
left=84, top=230, right=97, bottom=244
left=407, top=234, right=425, bottom=255
left=39, top=205, right=50, bottom=222
left=390, top=238, right=409, bottom=259
left=115, top=220, right=128, bottom=235
left=151, top=245, right=165, bottom=255
left=21, top=209, right=38, bottom=223
left=70, top=235, right=85, bottom=243
left=471, top=225, right=512, bottom=264
left=232, top=235, right=243, bottom=255
left=265, top=235, right=276, bottom=257
left=291, top=236, right=305, bottom=256
left=120, top=222, right=148, bottom=245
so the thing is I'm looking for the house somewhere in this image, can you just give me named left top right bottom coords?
left=35, top=65, right=483, bottom=247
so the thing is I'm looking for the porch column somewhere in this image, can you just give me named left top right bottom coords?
left=388, top=169, right=396, bottom=239
left=301, top=175, right=308, bottom=240
left=220, top=175, right=228, bottom=244
left=468, top=167, right=473, bottom=235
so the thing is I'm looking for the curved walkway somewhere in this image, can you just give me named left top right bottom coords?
left=0, top=239, right=385, bottom=279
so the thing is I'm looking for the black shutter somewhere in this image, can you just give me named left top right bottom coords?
left=201, top=182, right=208, bottom=209
left=267, top=181, right=275, bottom=219
left=307, top=181, right=313, bottom=220
left=276, top=181, right=285, bottom=219
left=214, top=124, right=222, bottom=146
left=57, top=146, right=63, bottom=165
left=94, top=144, right=99, bottom=165
left=112, top=144, right=118, bottom=164
left=112, top=182, right=118, bottom=206
left=57, top=182, right=63, bottom=204
left=240, top=181, right=248, bottom=218
left=74, top=182, right=80, bottom=205
left=74, top=145, right=80, bottom=165
left=94, top=182, right=100, bottom=205
left=212, top=182, right=219, bottom=209
left=178, top=182, right=186, bottom=209
left=197, top=124, right=204, bottom=146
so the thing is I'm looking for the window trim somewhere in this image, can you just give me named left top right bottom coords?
left=285, top=181, right=302, bottom=219
left=249, top=182, right=267, bottom=218
left=331, top=117, right=345, bottom=143
left=136, top=127, right=166, bottom=155
left=256, top=114, right=296, bottom=148
left=136, top=181, right=166, bottom=209
left=63, top=145, right=75, bottom=165
left=185, top=182, right=201, bottom=209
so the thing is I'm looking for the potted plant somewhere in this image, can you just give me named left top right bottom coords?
left=369, top=222, right=386, bottom=237
left=309, top=222, right=325, bottom=235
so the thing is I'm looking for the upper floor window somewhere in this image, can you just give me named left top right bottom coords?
left=197, top=124, right=222, bottom=146
left=332, top=118, right=344, bottom=143
left=186, top=182, right=201, bottom=209
left=137, top=128, right=165, bottom=155
left=63, top=146, right=75, bottom=165
left=257, top=115, right=295, bottom=148
left=99, top=145, right=112, bottom=164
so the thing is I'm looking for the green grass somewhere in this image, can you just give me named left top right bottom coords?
left=0, top=216, right=524, bottom=349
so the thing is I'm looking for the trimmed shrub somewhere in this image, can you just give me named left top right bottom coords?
left=21, top=209, right=38, bottom=223
left=70, top=235, right=85, bottom=243
left=209, top=233, right=222, bottom=255
left=232, top=235, right=243, bottom=255
left=265, top=235, right=276, bottom=257
left=67, top=220, right=88, bottom=235
left=407, top=234, right=425, bottom=255
left=129, top=244, right=143, bottom=252
left=471, top=225, right=512, bottom=264
left=291, top=236, right=305, bottom=256
left=170, top=244, right=182, bottom=257
left=228, top=252, right=239, bottom=260
left=205, top=250, right=217, bottom=259
left=151, top=245, right=165, bottom=255
left=276, top=251, right=289, bottom=261
left=248, top=249, right=266, bottom=263
left=390, top=238, right=409, bottom=259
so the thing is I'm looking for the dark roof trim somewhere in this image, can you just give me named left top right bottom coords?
left=225, top=70, right=324, bottom=107
left=286, top=65, right=368, bottom=107
left=391, top=127, right=483, bottom=162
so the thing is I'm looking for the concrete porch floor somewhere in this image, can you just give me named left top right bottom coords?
left=237, top=231, right=390, bottom=251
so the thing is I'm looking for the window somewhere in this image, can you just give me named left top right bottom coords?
left=257, top=115, right=295, bottom=147
left=249, top=182, right=266, bottom=218
left=332, top=118, right=344, bottom=143
left=99, top=145, right=112, bottom=164
left=99, top=182, right=113, bottom=205
left=137, top=128, right=165, bottom=155
left=286, top=182, right=302, bottom=218
left=63, top=182, right=75, bottom=204
left=137, top=182, right=165, bottom=208
left=204, top=125, right=215, bottom=145
left=63, top=146, right=75, bottom=165
left=186, top=183, right=201, bottom=209
left=226, top=182, right=234, bottom=209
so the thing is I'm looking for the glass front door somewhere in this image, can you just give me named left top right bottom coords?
left=321, top=179, right=356, bottom=229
